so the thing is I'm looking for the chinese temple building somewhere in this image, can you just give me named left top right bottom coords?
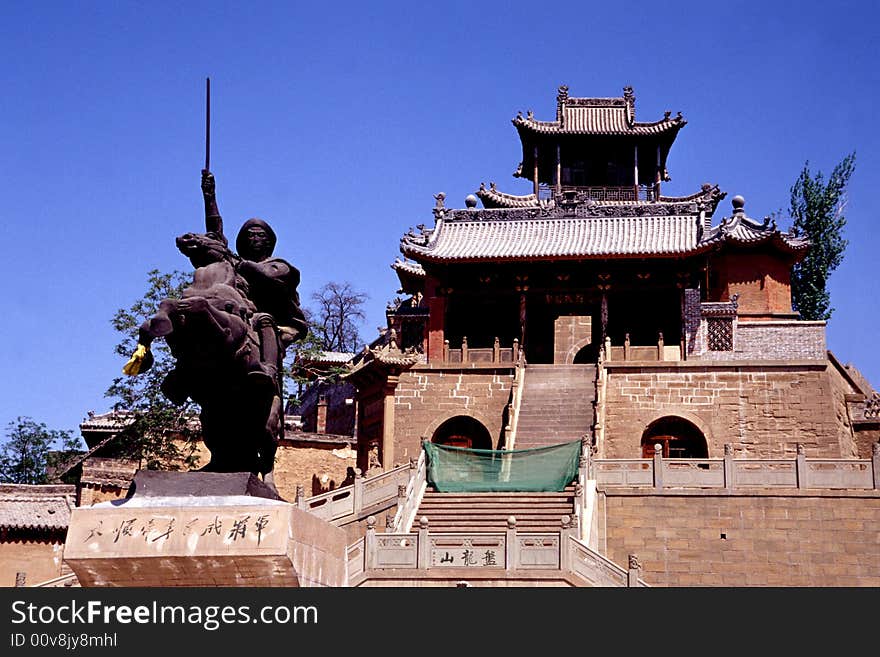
left=346, top=85, right=867, bottom=471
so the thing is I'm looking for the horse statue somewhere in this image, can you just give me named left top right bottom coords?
left=123, top=171, right=307, bottom=487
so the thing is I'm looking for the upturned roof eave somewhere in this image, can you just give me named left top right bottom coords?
left=512, top=117, right=686, bottom=138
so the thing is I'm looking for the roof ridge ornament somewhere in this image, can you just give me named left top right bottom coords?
left=624, top=85, right=635, bottom=123
left=556, top=84, right=568, bottom=122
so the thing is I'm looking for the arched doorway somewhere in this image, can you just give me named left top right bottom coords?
left=641, top=416, right=708, bottom=458
left=573, top=342, right=600, bottom=364
left=431, top=416, right=493, bottom=450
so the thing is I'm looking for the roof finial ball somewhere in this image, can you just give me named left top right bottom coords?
left=731, top=195, right=745, bottom=214
left=465, top=194, right=478, bottom=209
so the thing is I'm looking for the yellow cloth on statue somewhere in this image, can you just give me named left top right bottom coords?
left=123, top=344, right=149, bottom=376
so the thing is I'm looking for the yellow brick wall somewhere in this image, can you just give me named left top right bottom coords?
left=600, top=490, right=880, bottom=586
left=0, top=538, right=67, bottom=587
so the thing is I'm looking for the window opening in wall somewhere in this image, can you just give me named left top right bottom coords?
left=706, top=317, right=733, bottom=351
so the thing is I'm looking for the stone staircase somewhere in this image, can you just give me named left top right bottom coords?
left=514, top=364, right=596, bottom=449
left=413, top=487, right=576, bottom=532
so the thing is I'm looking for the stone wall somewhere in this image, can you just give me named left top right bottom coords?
left=704, top=321, right=826, bottom=362
left=0, top=538, right=67, bottom=587
left=554, top=315, right=592, bottom=364
left=603, top=361, right=857, bottom=459
left=600, top=489, right=880, bottom=586
left=392, top=366, right=515, bottom=462
left=683, top=289, right=825, bottom=361
left=273, top=439, right=357, bottom=502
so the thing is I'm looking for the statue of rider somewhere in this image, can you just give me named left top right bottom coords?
left=125, top=169, right=307, bottom=409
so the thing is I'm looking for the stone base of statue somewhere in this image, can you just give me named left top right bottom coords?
left=63, top=471, right=347, bottom=587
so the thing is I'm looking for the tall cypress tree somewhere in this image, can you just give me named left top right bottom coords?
left=789, top=152, right=856, bottom=321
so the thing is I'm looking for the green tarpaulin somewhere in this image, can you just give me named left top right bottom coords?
left=424, top=440, right=582, bottom=493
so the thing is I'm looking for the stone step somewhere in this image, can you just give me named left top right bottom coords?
left=414, top=489, right=576, bottom=533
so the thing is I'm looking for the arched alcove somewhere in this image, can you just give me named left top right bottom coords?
left=640, top=416, right=708, bottom=458
left=431, top=416, right=493, bottom=450
left=572, top=342, right=600, bottom=364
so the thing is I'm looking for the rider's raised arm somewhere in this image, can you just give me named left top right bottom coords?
left=201, top=169, right=224, bottom=237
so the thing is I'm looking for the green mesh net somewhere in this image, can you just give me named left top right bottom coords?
left=424, top=440, right=582, bottom=493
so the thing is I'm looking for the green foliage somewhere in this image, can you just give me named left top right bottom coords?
left=789, top=153, right=856, bottom=321
left=104, top=269, right=201, bottom=470
left=0, top=417, right=81, bottom=484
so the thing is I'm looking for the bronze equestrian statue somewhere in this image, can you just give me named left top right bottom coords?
left=123, top=169, right=308, bottom=486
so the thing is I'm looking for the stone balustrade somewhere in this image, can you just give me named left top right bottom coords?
left=350, top=514, right=647, bottom=586
left=443, top=337, right=519, bottom=365
left=592, top=443, right=880, bottom=490
left=300, top=459, right=414, bottom=523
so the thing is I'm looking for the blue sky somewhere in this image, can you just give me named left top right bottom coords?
left=1, top=1, right=878, bottom=440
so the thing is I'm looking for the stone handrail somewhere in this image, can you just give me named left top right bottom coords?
left=604, top=332, right=680, bottom=362
left=390, top=448, right=427, bottom=532
left=594, top=443, right=880, bottom=491
left=346, top=537, right=365, bottom=582
left=564, top=535, right=649, bottom=587
left=442, top=337, right=519, bottom=365
left=32, top=573, right=80, bottom=588
left=503, top=349, right=526, bottom=450
left=353, top=515, right=645, bottom=586
left=300, top=460, right=415, bottom=524
left=362, top=515, right=566, bottom=572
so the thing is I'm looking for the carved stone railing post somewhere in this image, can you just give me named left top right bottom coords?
left=493, top=337, right=500, bottom=363
left=581, top=435, right=592, bottom=480
left=653, top=444, right=663, bottom=489
left=604, top=336, right=612, bottom=362
left=723, top=444, right=734, bottom=491
left=623, top=333, right=630, bottom=361
left=365, top=516, right=377, bottom=570
left=443, top=339, right=449, bottom=362
left=627, top=554, right=642, bottom=587
left=873, top=442, right=880, bottom=490
left=657, top=331, right=664, bottom=361
left=796, top=444, right=807, bottom=489
left=417, top=517, right=430, bottom=569
left=352, top=468, right=364, bottom=515
left=295, top=484, right=306, bottom=511
left=505, top=516, right=517, bottom=571
left=461, top=336, right=469, bottom=363
left=396, top=484, right=407, bottom=518
left=560, top=515, right=574, bottom=573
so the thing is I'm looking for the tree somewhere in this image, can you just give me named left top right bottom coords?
left=789, top=152, right=856, bottom=321
left=284, top=282, right=369, bottom=408
left=309, top=281, right=368, bottom=353
left=0, top=417, right=81, bottom=484
left=104, top=269, right=201, bottom=470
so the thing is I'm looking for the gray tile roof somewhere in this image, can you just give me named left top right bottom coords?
left=701, top=197, right=809, bottom=254
left=401, top=215, right=701, bottom=262
left=391, top=258, right=426, bottom=278
left=0, top=485, right=75, bottom=531
left=513, top=87, right=685, bottom=137
left=476, top=183, right=539, bottom=209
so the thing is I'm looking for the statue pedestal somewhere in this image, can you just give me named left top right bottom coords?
left=63, top=471, right=348, bottom=587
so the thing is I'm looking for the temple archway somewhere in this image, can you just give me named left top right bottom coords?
left=431, top=416, right=493, bottom=450
left=640, top=416, right=708, bottom=458
left=572, top=342, right=600, bottom=364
